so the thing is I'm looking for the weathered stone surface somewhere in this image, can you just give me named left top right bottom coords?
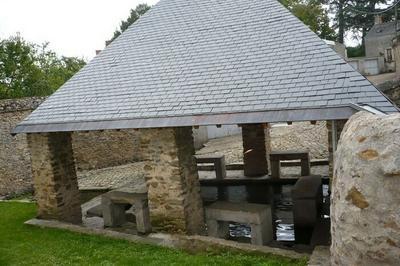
left=205, top=201, right=273, bottom=245
left=331, top=111, right=400, bottom=266
left=139, top=127, right=205, bottom=235
left=27, top=132, right=82, bottom=224
left=326, top=120, right=347, bottom=178
left=73, top=130, right=142, bottom=171
left=0, top=97, right=45, bottom=198
left=0, top=97, right=144, bottom=197
left=242, top=124, right=269, bottom=177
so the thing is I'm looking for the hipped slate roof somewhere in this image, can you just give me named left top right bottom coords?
left=14, top=0, right=398, bottom=133
left=366, top=21, right=400, bottom=39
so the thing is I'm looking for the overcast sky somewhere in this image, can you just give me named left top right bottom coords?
left=0, top=0, right=159, bottom=60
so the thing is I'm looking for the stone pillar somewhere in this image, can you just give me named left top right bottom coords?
left=27, top=132, right=82, bottom=224
left=140, top=127, right=205, bottom=235
left=242, top=124, right=269, bottom=177
left=326, top=120, right=347, bottom=178
left=331, top=112, right=400, bottom=266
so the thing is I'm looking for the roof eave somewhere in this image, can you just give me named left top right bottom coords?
left=12, top=105, right=361, bottom=134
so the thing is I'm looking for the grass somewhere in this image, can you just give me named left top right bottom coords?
left=0, top=202, right=307, bottom=266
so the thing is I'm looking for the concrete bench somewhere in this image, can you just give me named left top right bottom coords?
left=270, top=151, right=310, bottom=179
left=205, top=201, right=273, bottom=245
left=291, top=175, right=322, bottom=244
left=102, top=187, right=152, bottom=234
left=195, top=155, right=226, bottom=180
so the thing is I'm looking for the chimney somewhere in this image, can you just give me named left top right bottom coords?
left=375, top=15, right=383, bottom=25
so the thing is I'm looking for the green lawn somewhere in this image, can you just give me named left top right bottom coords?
left=0, top=202, right=307, bottom=266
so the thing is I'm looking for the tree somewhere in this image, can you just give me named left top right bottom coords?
left=0, top=34, right=86, bottom=99
left=280, top=0, right=337, bottom=40
left=107, top=3, right=151, bottom=44
left=329, top=0, right=392, bottom=45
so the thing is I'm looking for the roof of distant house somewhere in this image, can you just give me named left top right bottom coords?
left=366, top=21, right=400, bottom=39
left=13, top=0, right=398, bottom=134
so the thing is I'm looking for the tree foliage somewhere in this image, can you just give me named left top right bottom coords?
left=329, top=0, right=392, bottom=44
left=0, top=34, right=86, bottom=99
left=280, top=0, right=337, bottom=40
left=108, top=4, right=151, bottom=44
left=347, top=45, right=366, bottom=57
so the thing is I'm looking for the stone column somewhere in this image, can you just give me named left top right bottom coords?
left=140, top=127, right=205, bottom=235
left=27, top=132, right=82, bottom=224
left=242, top=124, right=269, bottom=177
left=326, top=120, right=347, bottom=178
left=331, top=112, right=400, bottom=266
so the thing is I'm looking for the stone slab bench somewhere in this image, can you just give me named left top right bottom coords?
left=205, top=201, right=273, bottom=246
left=195, top=155, right=226, bottom=180
left=270, top=151, right=310, bottom=179
left=102, top=187, right=151, bottom=234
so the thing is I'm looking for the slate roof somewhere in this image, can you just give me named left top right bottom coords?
left=14, top=0, right=398, bottom=133
left=365, top=21, right=400, bottom=39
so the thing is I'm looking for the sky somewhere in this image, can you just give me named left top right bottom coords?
left=0, top=0, right=159, bottom=60
left=0, top=0, right=396, bottom=60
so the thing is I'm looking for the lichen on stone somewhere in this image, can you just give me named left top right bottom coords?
left=345, top=186, right=369, bottom=209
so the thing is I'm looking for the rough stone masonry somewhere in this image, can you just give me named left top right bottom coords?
left=331, top=111, right=400, bottom=266
left=139, top=127, right=205, bottom=235
left=0, top=97, right=142, bottom=198
left=27, top=132, right=82, bottom=224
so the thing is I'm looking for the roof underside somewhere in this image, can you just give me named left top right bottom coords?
left=14, top=0, right=398, bottom=134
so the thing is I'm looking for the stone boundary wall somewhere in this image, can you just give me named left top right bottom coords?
left=0, top=97, right=46, bottom=113
left=0, top=97, right=46, bottom=198
left=0, top=97, right=142, bottom=198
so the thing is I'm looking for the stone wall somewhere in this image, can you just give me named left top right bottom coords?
left=139, top=127, right=205, bottom=234
left=331, top=112, right=400, bottom=266
left=0, top=97, right=142, bottom=198
left=72, top=130, right=141, bottom=171
left=0, top=97, right=45, bottom=197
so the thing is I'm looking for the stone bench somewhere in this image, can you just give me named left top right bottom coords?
left=205, top=201, right=273, bottom=245
left=270, top=151, right=310, bottom=179
left=102, top=187, right=152, bottom=234
left=195, top=155, right=226, bottom=180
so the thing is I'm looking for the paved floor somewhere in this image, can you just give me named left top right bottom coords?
left=78, top=162, right=146, bottom=190
left=78, top=162, right=329, bottom=190
left=197, top=121, right=329, bottom=164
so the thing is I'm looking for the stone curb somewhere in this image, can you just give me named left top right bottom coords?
left=25, top=218, right=308, bottom=260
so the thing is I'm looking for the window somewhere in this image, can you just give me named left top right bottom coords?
left=386, top=48, right=393, bottom=62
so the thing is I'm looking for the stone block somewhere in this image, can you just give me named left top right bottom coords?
left=205, top=201, right=273, bottom=245
left=139, top=127, right=205, bottom=234
left=242, top=124, right=269, bottom=177
left=102, top=188, right=152, bottom=234
left=270, top=151, right=311, bottom=178
left=292, top=175, right=322, bottom=243
left=331, top=112, right=400, bottom=266
left=27, top=132, right=82, bottom=224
